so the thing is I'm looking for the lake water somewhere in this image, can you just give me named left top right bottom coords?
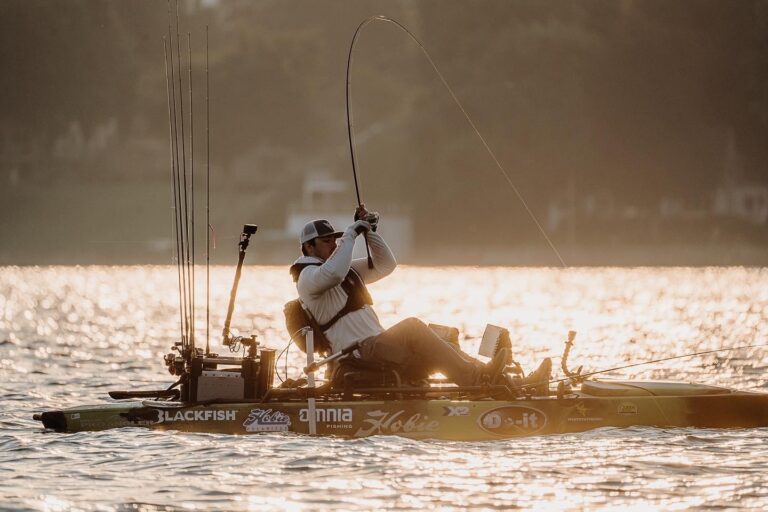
left=2, top=266, right=768, bottom=510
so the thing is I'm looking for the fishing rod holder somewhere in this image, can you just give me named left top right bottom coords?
left=223, top=333, right=259, bottom=358
left=560, top=330, right=584, bottom=384
left=160, top=222, right=277, bottom=403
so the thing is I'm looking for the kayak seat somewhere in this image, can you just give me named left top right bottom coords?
left=582, top=379, right=732, bottom=397
left=330, top=357, right=405, bottom=394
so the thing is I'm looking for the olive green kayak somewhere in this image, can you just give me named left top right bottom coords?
left=36, top=380, right=768, bottom=440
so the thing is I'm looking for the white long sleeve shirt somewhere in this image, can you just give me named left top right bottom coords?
left=294, top=226, right=397, bottom=353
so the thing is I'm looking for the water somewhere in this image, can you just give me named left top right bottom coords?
left=2, top=266, right=768, bottom=510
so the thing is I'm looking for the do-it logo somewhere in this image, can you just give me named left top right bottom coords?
left=477, top=406, right=547, bottom=436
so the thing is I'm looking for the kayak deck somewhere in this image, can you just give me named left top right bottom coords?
left=35, top=380, right=768, bottom=440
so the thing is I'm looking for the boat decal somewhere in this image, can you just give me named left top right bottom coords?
left=566, top=401, right=604, bottom=422
left=243, top=408, right=291, bottom=432
left=443, top=405, right=470, bottom=417
left=354, top=410, right=439, bottom=437
left=617, top=402, right=638, bottom=415
left=299, top=407, right=353, bottom=429
left=158, top=409, right=237, bottom=423
left=478, top=406, right=547, bottom=436
left=443, top=405, right=469, bottom=416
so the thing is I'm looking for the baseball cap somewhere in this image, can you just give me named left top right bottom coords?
left=299, top=219, right=343, bottom=244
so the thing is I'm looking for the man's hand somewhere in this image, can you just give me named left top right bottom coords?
left=350, top=220, right=372, bottom=236
left=362, top=211, right=379, bottom=232
left=354, top=204, right=379, bottom=232
left=354, top=204, right=369, bottom=221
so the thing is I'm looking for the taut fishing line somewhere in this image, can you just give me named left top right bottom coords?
left=345, top=16, right=567, bottom=268
left=550, top=342, right=768, bottom=386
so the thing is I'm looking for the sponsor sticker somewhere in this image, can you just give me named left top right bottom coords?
left=299, top=408, right=353, bottom=430
left=354, top=410, right=439, bottom=437
left=243, top=408, right=291, bottom=432
left=566, top=401, right=604, bottom=423
left=443, top=405, right=470, bottom=417
left=158, top=409, right=237, bottom=423
left=478, top=406, right=546, bottom=436
left=617, top=402, right=638, bottom=415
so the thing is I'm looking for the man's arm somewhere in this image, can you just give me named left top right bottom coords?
left=351, top=229, right=397, bottom=284
left=297, top=223, right=368, bottom=298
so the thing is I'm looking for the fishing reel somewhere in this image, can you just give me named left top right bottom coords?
left=164, top=352, right=185, bottom=376
left=223, top=333, right=259, bottom=358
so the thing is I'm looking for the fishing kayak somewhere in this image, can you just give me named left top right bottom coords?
left=35, top=379, right=768, bottom=440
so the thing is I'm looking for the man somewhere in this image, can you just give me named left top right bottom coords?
left=289, top=207, right=509, bottom=387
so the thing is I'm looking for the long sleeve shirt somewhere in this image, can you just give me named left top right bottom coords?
left=294, top=226, right=397, bottom=353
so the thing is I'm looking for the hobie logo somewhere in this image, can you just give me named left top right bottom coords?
left=478, top=406, right=546, bottom=436
left=158, top=409, right=236, bottom=423
left=354, top=410, right=439, bottom=437
left=243, top=408, right=291, bottom=432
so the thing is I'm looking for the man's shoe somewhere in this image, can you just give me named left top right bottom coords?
left=521, top=357, right=552, bottom=396
left=483, top=348, right=509, bottom=384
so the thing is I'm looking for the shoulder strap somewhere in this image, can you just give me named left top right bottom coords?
left=289, top=262, right=321, bottom=282
left=290, top=263, right=374, bottom=332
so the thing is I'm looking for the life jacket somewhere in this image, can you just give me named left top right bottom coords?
left=284, top=263, right=373, bottom=355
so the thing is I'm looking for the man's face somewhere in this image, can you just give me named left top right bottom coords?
left=307, top=235, right=338, bottom=260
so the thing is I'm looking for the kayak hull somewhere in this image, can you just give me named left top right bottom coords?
left=37, top=388, right=768, bottom=440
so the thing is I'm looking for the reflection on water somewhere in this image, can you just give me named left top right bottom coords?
left=1, top=266, right=767, bottom=510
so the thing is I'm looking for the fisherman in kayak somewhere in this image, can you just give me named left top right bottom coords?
left=290, top=206, right=548, bottom=389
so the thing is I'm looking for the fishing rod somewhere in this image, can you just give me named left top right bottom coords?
left=166, top=4, right=189, bottom=350
left=552, top=341, right=768, bottom=386
left=344, top=16, right=567, bottom=268
left=345, top=21, right=373, bottom=269
left=163, top=37, right=185, bottom=348
left=175, top=0, right=193, bottom=352
left=188, top=32, right=196, bottom=353
left=205, top=25, right=211, bottom=356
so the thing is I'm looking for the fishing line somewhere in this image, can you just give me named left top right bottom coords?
left=346, top=16, right=567, bottom=268
left=550, top=341, right=768, bottom=385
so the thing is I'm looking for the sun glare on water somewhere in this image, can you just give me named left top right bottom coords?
left=1, top=265, right=768, bottom=510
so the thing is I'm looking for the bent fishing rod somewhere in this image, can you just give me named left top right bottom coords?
left=344, top=16, right=567, bottom=268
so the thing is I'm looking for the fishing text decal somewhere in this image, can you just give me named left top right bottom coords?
left=478, top=406, right=547, bottom=436
left=299, top=408, right=353, bottom=429
left=243, top=408, right=291, bottom=432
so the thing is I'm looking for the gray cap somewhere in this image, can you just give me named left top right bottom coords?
left=299, top=219, right=343, bottom=244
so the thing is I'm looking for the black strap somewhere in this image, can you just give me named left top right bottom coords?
left=289, top=263, right=373, bottom=333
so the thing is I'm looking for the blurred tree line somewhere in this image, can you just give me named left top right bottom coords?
left=1, top=0, right=767, bottom=262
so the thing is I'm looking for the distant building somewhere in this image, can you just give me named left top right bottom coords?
left=284, top=170, right=413, bottom=258
left=713, top=128, right=768, bottom=225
